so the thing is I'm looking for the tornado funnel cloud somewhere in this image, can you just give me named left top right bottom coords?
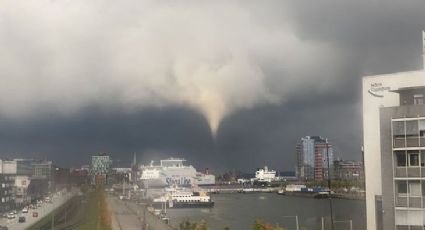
left=0, top=0, right=339, bottom=126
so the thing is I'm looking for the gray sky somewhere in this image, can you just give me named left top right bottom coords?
left=0, top=0, right=424, bottom=172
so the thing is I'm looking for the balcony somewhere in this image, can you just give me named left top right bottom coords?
left=395, top=167, right=421, bottom=177
left=394, top=137, right=423, bottom=148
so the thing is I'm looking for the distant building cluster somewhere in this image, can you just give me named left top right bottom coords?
left=0, top=159, right=63, bottom=213
left=296, top=136, right=334, bottom=181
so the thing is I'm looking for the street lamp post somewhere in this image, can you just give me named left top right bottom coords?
left=282, top=215, right=299, bottom=230
left=326, top=140, right=335, bottom=230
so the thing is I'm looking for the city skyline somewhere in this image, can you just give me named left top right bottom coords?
left=0, top=1, right=425, bottom=172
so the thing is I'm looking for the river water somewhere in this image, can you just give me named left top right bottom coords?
left=166, top=193, right=366, bottom=230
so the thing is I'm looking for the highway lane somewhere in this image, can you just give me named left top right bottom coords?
left=0, top=190, right=75, bottom=230
left=108, top=196, right=143, bottom=230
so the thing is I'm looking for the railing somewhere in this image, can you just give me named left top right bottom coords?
left=408, top=168, right=421, bottom=177
left=396, top=196, right=408, bottom=207
left=406, top=137, right=420, bottom=147
left=394, top=138, right=405, bottom=148
left=409, top=197, right=422, bottom=208
left=393, top=137, right=424, bottom=148
left=395, top=167, right=407, bottom=177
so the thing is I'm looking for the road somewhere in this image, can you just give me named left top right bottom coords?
left=108, top=196, right=143, bottom=230
left=0, top=190, right=75, bottom=230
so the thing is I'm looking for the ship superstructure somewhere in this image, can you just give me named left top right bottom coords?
left=140, top=158, right=215, bottom=187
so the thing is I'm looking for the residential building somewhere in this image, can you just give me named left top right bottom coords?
left=0, top=174, right=15, bottom=212
left=296, top=136, right=333, bottom=181
left=90, top=153, right=112, bottom=185
left=0, top=159, right=33, bottom=176
left=14, top=176, right=31, bottom=207
left=362, top=31, right=425, bottom=230
left=333, top=159, right=364, bottom=181
left=32, top=161, right=55, bottom=193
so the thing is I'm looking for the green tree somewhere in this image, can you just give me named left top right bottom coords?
left=253, top=219, right=286, bottom=230
left=179, top=219, right=208, bottom=230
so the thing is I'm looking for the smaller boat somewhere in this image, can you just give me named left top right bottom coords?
left=314, top=191, right=335, bottom=199
left=277, top=188, right=285, bottom=195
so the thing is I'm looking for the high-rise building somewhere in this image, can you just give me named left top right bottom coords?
left=296, top=136, right=333, bottom=181
left=90, top=153, right=112, bottom=185
left=362, top=31, right=425, bottom=230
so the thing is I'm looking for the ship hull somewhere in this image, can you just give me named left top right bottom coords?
left=152, top=201, right=214, bottom=209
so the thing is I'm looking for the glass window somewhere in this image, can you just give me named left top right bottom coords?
left=422, top=151, right=425, bottom=167
left=397, top=181, right=408, bottom=194
left=414, top=94, right=424, bottom=105
left=420, top=120, right=425, bottom=137
left=409, top=181, right=421, bottom=196
left=396, top=151, right=407, bottom=166
left=406, top=120, right=419, bottom=136
left=422, top=181, right=425, bottom=196
left=408, top=152, right=420, bottom=167
left=393, top=121, right=405, bottom=137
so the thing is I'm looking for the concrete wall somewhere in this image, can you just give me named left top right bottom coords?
left=380, top=104, right=425, bottom=230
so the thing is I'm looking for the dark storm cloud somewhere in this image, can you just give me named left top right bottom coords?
left=0, top=0, right=424, bottom=172
left=0, top=107, right=215, bottom=168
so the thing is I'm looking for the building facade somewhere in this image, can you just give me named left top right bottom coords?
left=90, top=154, right=112, bottom=185
left=0, top=174, right=15, bottom=213
left=296, top=136, right=333, bottom=181
left=14, top=176, right=31, bottom=207
left=362, top=31, right=425, bottom=230
left=333, top=159, right=364, bottom=181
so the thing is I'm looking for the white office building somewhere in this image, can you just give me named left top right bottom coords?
left=363, top=31, right=425, bottom=230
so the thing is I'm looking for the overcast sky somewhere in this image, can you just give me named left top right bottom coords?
left=0, top=0, right=424, bottom=172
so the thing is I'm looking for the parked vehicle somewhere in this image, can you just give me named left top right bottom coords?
left=0, top=225, right=8, bottom=230
left=7, top=213, right=15, bottom=219
left=22, top=208, right=28, bottom=213
left=18, top=216, right=25, bottom=223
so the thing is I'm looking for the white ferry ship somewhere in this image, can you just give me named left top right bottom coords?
left=152, top=189, right=214, bottom=208
left=252, top=166, right=278, bottom=183
left=140, top=158, right=215, bottom=188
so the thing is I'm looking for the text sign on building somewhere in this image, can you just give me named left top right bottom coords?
left=368, top=82, right=391, bottom=98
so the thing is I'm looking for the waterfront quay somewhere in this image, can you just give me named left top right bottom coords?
left=167, top=192, right=366, bottom=230
left=200, top=184, right=365, bottom=200
left=106, top=191, right=365, bottom=230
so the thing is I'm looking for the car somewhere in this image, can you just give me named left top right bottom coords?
left=7, top=213, right=15, bottom=219
left=0, top=225, right=8, bottom=230
left=32, top=212, right=38, bottom=218
left=18, top=216, right=25, bottom=223
left=22, top=208, right=28, bottom=213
